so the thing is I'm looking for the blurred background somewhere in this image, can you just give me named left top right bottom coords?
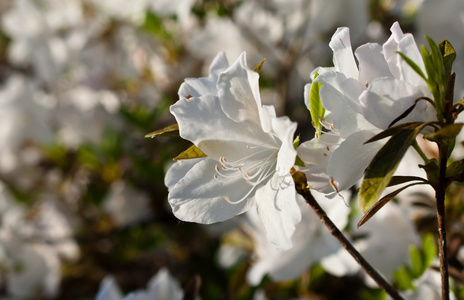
left=0, top=0, right=463, bottom=299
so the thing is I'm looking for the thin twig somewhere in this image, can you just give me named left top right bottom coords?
left=295, top=183, right=404, bottom=300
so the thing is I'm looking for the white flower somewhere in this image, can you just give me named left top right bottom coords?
left=96, top=268, right=184, bottom=300
left=167, top=52, right=300, bottom=250
left=298, top=22, right=436, bottom=195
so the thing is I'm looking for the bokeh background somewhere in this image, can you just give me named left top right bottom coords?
left=0, top=0, right=464, bottom=299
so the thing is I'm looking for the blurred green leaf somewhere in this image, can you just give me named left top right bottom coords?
left=364, top=122, right=427, bottom=144
left=422, top=233, right=437, bottom=268
left=253, top=59, right=266, bottom=73
left=409, top=245, right=423, bottom=277
left=394, top=265, right=415, bottom=290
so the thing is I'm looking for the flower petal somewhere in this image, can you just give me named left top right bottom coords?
left=355, top=43, right=392, bottom=84
left=255, top=174, right=300, bottom=250
left=359, top=77, right=435, bottom=129
left=329, top=27, right=359, bottom=79
left=327, top=130, right=382, bottom=192
left=164, top=158, right=205, bottom=191
left=271, top=116, right=297, bottom=176
left=169, top=158, right=256, bottom=224
left=217, top=52, right=261, bottom=124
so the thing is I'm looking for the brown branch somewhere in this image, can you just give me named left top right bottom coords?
left=294, top=179, right=404, bottom=299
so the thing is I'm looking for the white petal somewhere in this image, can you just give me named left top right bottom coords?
left=397, top=33, right=426, bottom=86
left=164, top=158, right=205, bottom=191
left=217, top=52, right=261, bottom=124
left=170, top=95, right=268, bottom=157
left=271, top=116, right=297, bottom=176
left=355, top=43, right=392, bottom=84
left=359, top=77, right=436, bottom=129
left=297, top=136, right=339, bottom=194
left=327, top=130, right=382, bottom=192
left=255, top=174, right=300, bottom=250
left=168, top=158, right=256, bottom=224
left=329, top=27, right=359, bottom=79
left=208, top=51, right=229, bottom=78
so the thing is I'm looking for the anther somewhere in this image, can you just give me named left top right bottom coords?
left=225, top=197, right=230, bottom=201
left=215, top=165, right=219, bottom=172
left=214, top=174, right=218, bottom=179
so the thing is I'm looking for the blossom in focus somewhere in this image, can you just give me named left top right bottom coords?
left=298, top=21, right=436, bottom=195
left=166, top=52, right=300, bottom=250
left=96, top=268, right=184, bottom=300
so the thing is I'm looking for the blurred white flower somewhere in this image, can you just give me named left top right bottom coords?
left=96, top=268, right=184, bottom=300
left=103, top=181, right=153, bottom=227
left=245, top=190, right=351, bottom=285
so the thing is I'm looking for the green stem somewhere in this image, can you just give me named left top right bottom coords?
left=412, top=140, right=430, bottom=164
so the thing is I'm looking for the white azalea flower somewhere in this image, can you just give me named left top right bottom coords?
left=167, top=52, right=300, bottom=250
left=299, top=22, right=436, bottom=195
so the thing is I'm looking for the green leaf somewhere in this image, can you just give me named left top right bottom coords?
left=422, top=233, right=437, bottom=268
left=357, top=181, right=428, bottom=227
left=410, top=245, right=423, bottom=277
left=364, top=122, right=427, bottom=144
left=308, top=73, right=325, bottom=131
left=397, top=51, right=427, bottom=81
left=145, top=124, right=179, bottom=138
left=173, top=145, right=207, bottom=160
left=359, top=123, right=427, bottom=212
left=253, top=59, right=266, bottom=73
left=388, top=176, right=429, bottom=187
left=423, top=123, right=463, bottom=141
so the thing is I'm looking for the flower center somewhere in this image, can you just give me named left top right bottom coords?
left=213, top=145, right=277, bottom=204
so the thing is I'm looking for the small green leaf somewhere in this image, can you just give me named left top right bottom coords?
left=397, top=51, right=427, bottom=81
left=419, top=159, right=439, bottom=187
left=173, top=145, right=207, bottom=160
left=394, top=265, right=415, bottom=290
left=438, top=39, right=456, bottom=81
left=359, top=124, right=427, bottom=212
left=357, top=181, right=427, bottom=227
left=295, top=155, right=305, bottom=167
left=446, top=159, right=464, bottom=181
left=410, top=245, right=423, bottom=277
left=423, top=123, right=463, bottom=141
left=253, top=59, right=266, bottom=73
left=308, top=73, right=325, bottom=131
left=145, top=123, right=179, bottom=138
left=422, top=233, right=437, bottom=268
left=293, top=136, right=300, bottom=149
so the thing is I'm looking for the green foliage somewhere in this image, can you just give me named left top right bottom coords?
left=308, top=73, right=325, bottom=132
left=293, top=136, right=305, bottom=167
left=393, top=233, right=437, bottom=291
left=359, top=123, right=428, bottom=212
left=423, top=123, right=463, bottom=141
